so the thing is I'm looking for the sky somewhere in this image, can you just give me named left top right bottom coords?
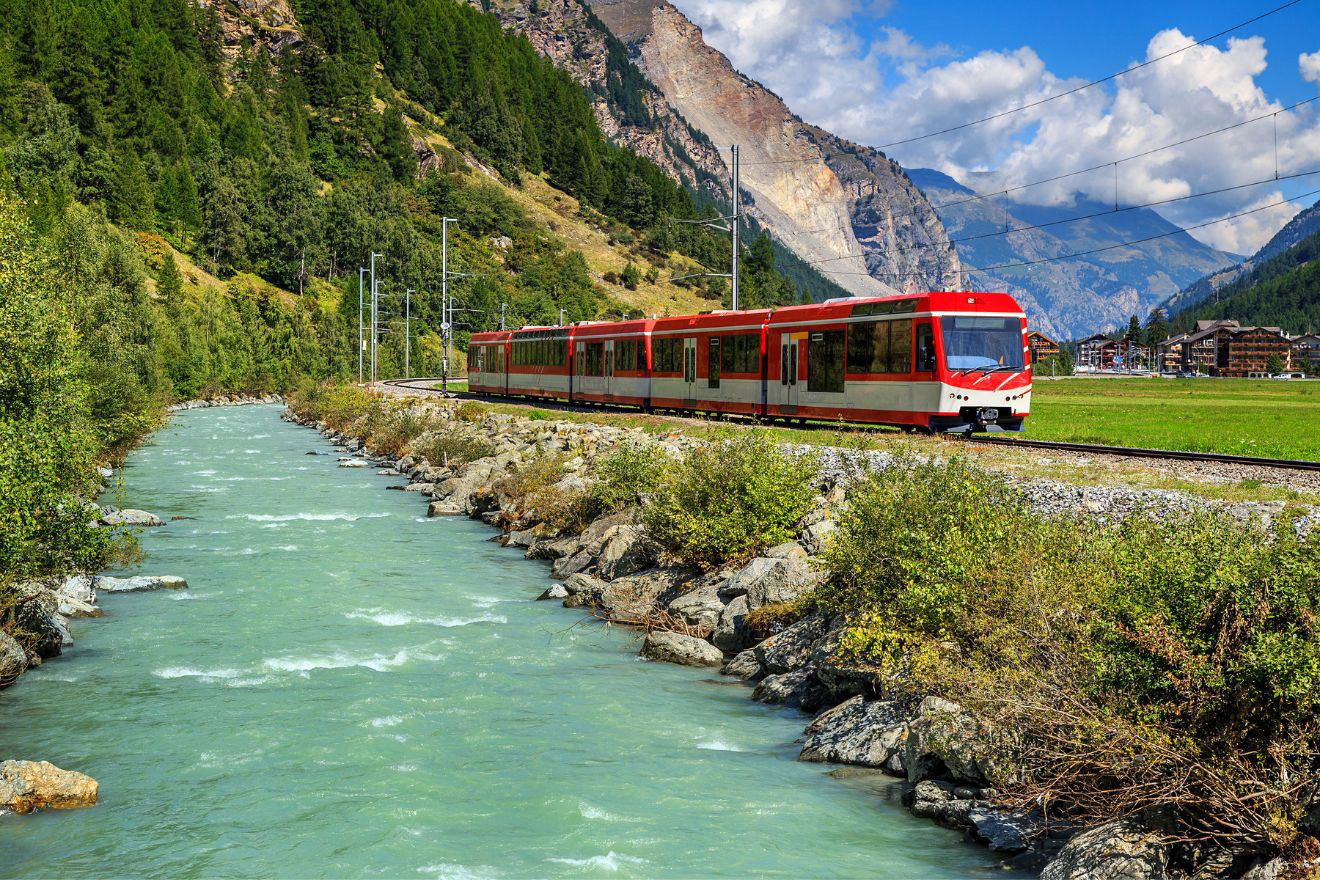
left=667, top=0, right=1320, bottom=255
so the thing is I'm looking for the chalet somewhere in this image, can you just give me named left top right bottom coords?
left=1291, top=334, right=1320, bottom=375
left=1075, top=333, right=1115, bottom=370
left=1027, top=331, right=1059, bottom=363
left=1156, top=334, right=1188, bottom=372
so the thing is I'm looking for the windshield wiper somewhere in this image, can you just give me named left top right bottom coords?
left=955, top=365, right=996, bottom=377
left=983, top=365, right=1022, bottom=375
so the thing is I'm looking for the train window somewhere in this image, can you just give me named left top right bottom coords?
left=708, top=337, right=720, bottom=388
left=584, top=342, right=604, bottom=376
left=940, top=317, right=1024, bottom=371
left=654, top=338, right=681, bottom=373
left=889, top=319, right=912, bottom=372
left=808, top=329, right=845, bottom=393
left=916, top=324, right=935, bottom=372
left=893, top=299, right=917, bottom=313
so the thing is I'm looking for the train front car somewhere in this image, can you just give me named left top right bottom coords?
left=765, top=292, right=1030, bottom=433
left=930, top=293, right=1031, bottom=433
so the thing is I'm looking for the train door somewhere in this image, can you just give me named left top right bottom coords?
left=779, top=335, right=799, bottom=411
left=604, top=340, right=614, bottom=398
left=683, top=337, right=697, bottom=401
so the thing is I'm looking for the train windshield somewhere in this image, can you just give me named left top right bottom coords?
left=940, top=316, right=1024, bottom=372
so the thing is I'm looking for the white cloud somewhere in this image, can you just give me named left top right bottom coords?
left=669, top=2, right=1320, bottom=254
left=1302, top=50, right=1320, bottom=84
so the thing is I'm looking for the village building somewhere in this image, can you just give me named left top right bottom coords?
left=1291, top=333, right=1320, bottom=375
left=1027, top=331, right=1059, bottom=363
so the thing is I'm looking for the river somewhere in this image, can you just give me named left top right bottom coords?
left=1, top=405, right=998, bottom=878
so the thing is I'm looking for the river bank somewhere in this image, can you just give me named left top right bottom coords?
left=280, top=392, right=1314, bottom=878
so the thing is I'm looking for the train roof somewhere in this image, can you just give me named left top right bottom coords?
left=766, top=291, right=1022, bottom=324
left=570, top=318, right=654, bottom=338
left=653, top=308, right=772, bottom=335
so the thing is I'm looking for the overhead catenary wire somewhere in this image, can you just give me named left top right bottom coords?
left=760, top=94, right=1320, bottom=239
left=728, top=0, right=1306, bottom=164
left=809, top=186, right=1320, bottom=278
left=798, top=167, right=1320, bottom=268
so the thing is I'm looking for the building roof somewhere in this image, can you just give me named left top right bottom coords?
left=1027, top=330, right=1057, bottom=344
left=1076, top=332, right=1113, bottom=344
left=1194, top=319, right=1239, bottom=332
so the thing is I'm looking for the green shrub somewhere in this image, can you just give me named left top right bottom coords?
left=366, top=403, right=438, bottom=457
left=455, top=400, right=485, bottom=423
left=744, top=600, right=808, bottom=639
left=592, top=442, right=668, bottom=513
left=817, top=455, right=1320, bottom=848
left=643, top=432, right=817, bottom=570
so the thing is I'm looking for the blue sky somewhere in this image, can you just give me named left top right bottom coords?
left=670, top=0, right=1320, bottom=253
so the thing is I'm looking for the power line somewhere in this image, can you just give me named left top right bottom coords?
left=801, top=167, right=1320, bottom=268
left=730, top=0, right=1304, bottom=165
left=814, top=187, right=1320, bottom=278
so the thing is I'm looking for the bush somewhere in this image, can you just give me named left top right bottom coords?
left=592, top=442, right=668, bottom=513
left=817, top=456, right=1320, bottom=849
left=455, top=400, right=485, bottom=423
left=365, top=403, right=438, bottom=457
left=643, top=432, right=817, bottom=570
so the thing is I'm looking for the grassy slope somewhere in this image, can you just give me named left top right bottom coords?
left=1021, top=378, right=1320, bottom=460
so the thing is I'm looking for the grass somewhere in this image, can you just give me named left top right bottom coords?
left=1021, top=377, right=1320, bottom=460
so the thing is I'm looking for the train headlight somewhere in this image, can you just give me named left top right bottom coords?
left=977, top=407, right=1000, bottom=422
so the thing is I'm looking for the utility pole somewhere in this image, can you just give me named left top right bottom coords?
left=405, top=288, right=413, bottom=378
left=559, top=307, right=564, bottom=327
left=369, top=252, right=382, bottom=384
left=730, top=143, right=740, bottom=312
left=500, top=302, right=506, bottom=331
left=358, top=266, right=366, bottom=384
left=441, top=218, right=455, bottom=395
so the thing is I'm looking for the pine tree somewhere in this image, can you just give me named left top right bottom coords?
left=157, top=252, right=184, bottom=318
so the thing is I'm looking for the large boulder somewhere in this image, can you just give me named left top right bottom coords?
left=968, top=807, right=1036, bottom=854
left=903, top=779, right=973, bottom=829
left=98, top=508, right=163, bottom=527
left=799, top=519, right=838, bottom=555
left=597, top=526, right=657, bottom=581
left=904, top=696, right=999, bottom=786
left=752, top=668, right=826, bottom=710
left=594, top=568, right=690, bottom=617
left=95, top=575, right=187, bottom=593
left=723, top=556, right=821, bottom=611
left=0, top=761, right=98, bottom=814
left=710, top=595, right=751, bottom=653
left=755, top=614, right=828, bottom=674
left=1041, top=820, right=1169, bottom=880
left=799, top=696, right=908, bottom=770
left=9, top=584, right=65, bottom=659
left=640, top=631, right=724, bottom=667
left=666, top=579, right=727, bottom=632
left=0, top=632, right=26, bottom=688
left=721, top=648, right=763, bottom=680
left=53, top=576, right=99, bottom=618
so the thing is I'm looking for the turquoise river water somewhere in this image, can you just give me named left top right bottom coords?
left=1, top=405, right=1000, bottom=878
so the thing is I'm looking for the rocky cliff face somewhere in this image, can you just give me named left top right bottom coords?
left=197, top=0, right=301, bottom=65
left=485, top=0, right=960, bottom=296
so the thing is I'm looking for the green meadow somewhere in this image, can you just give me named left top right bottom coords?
left=1021, top=377, right=1320, bottom=460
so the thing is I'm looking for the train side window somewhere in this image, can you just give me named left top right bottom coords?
left=780, top=342, right=789, bottom=385
left=808, top=330, right=845, bottom=393
left=916, top=324, right=935, bottom=372
left=708, top=337, right=721, bottom=388
left=889, top=319, right=912, bottom=373
left=720, top=335, right=735, bottom=374
left=847, top=320, right=891, bottom=374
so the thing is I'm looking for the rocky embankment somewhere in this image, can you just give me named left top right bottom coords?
left=286, top=398, right=1307, bottom=878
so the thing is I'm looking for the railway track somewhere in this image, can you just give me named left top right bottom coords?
left=378, top=378, right=1320, bottom=473
left=962, top=436, right=1320, bottom=473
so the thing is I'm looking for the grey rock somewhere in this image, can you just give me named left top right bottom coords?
left=752, top=667, right=825, bottom=710
left=755, top=614, right=828, bottom=674
left=721, top=648, right=763, bottom=680
left=764, top=541, right=807, bottom=560
left=905, top=779, right=973, bottom=829
left=9, top=584, right=64, bottom=659
left=99, top=508, right=164, bottom=527
left=537, top=584, right=569, bottom=601
left=551, top=549, right=595, bottom=579
left=800, top=696, right=908, bottom=767
left=800, top=519, right=838, bottom=555
left=710, top=595, right=751, bottom=652
left=968, top=807, right=1035, bottom=853
left=1241, top=858, right=1287, bottom=880
left=640, top=631, right=724, bottom=667
left=0, top=631, right=26, bottom=688
left=724, top=556, right=821, bottom=611
left=338, top=459, right=369, bottom=468
left=905, top=696, right=996, bottom=785
left=597, top=525, right=656, bottom=581
left=427, top=500, right=464, bottom=516
left=666, top=580, right=726, bottom=631
left=595, top=567, right=690, bottom=617
left=95, top=575, right=188, bottom=593
left=562, top=573, right=606, bottom=595
left=402, top=482, right=436, bottom=494
left=1041, top=820, right=1168, bottom=880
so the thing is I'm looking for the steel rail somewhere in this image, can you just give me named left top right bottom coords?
left=378, top=379, right=1320, bottom=473
left=962, top=435, right=1320, bottom=472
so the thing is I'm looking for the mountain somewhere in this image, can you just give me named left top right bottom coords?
left=475, top=0, right=962, bottom=298
left=906, top=168, right=1241, bottom=340
left=1164, top=198, right=1320, bottom=314
left=1171, top=226, right=1320, bottom=333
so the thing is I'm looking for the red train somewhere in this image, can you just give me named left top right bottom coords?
left=468, top=292, right=1032, bottom=433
